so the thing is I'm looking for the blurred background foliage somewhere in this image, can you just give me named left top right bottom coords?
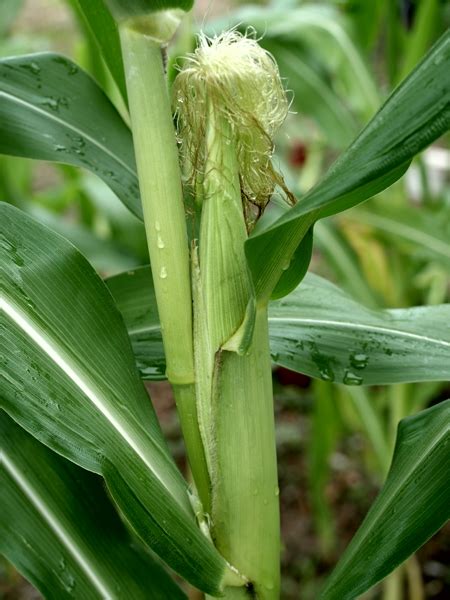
left=1, top=1, right=449, bottom=599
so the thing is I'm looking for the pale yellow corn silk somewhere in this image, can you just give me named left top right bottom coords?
left=173, top=30, right=290, bottom=221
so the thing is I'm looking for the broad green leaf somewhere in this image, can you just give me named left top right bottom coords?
left=0, top=53, right=142, bottom=219
left=245, top=29, right=450, bottom=302
left=270, top=275, right=450, bottom=385
left=321, top=399, right=450, bottom=599
left=106, top=265, right=166, bottom=379
left=0, top=411, right=186, bottom=600
left=0, top=203, right=227, bottom=594
left=70, top=0, right=127, bottom=102
left=106, top=267, right=450, bottom=385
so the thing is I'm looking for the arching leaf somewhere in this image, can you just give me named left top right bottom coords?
left=106, top=267, right=450, bottom=385
left=0, top=53, right=142, bottom=218
left=0, top=411, right=186, bottom=600
left=0, top=203, right=227, bottom=594
left=321, top=400, right=450, bottom=599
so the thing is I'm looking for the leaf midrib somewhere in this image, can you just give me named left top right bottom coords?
left=268, top=316, right=450, bottom=349
left=2, top=451, right=115, bottom=599
left=128, top=315, right=450, bottom=350
left=1, top=294, right=182, bottom=505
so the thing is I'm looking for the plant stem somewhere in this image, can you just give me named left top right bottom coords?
left=383, top=566, right=404, bottom=600
left=405, top=555, right=425, bottom=600
left=119, top=25, right=210, bottom=508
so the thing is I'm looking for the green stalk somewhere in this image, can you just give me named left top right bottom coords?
left=119, top=24, right=210, bottom=508
left=196, top=102, right=280, bottom=598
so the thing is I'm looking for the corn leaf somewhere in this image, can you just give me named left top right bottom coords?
left=106, top=267, right=450, bottom=385
left=0, top=203, right=227, bottom=594
left=70, top=0, right=127, bottom=103
left=0, top=53, right=142, bottom=219
left=269, top=275, right=450, bottom=384
left=106, top=265, right=165, bottom=379
left=0, top=411, right=186, bottom=600
left=321, top=399, right=450, bottom=599
left=245, top=29, right=450, bottom=302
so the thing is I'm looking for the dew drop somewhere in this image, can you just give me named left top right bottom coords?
left=21, top=62, right=41, bottom=75
left=157, top=235, right=165, bottom=249
left=41, top=96, right=69, bottom=112
left=350, top=352, right=368, bottom=370
left=154, top=221, right=161, bottom=232
left=319, top=366, right=334, bottom=381
left=343, top=370, right=363, bottom=386
left=0, top=236, right=24, bottom=266
left=65, top=575, right=76, bottom=593
left=159, top=266, right=168, bottom=279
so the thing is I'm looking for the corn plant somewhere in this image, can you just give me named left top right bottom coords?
left=1, top=1, right=449, bottom=598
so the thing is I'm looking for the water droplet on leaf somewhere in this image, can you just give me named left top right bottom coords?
left=21, top=62, right=41, bottom=75
left=350, top=352, right=368, bottom=370
left=343, top=370, right=363, bottom=386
